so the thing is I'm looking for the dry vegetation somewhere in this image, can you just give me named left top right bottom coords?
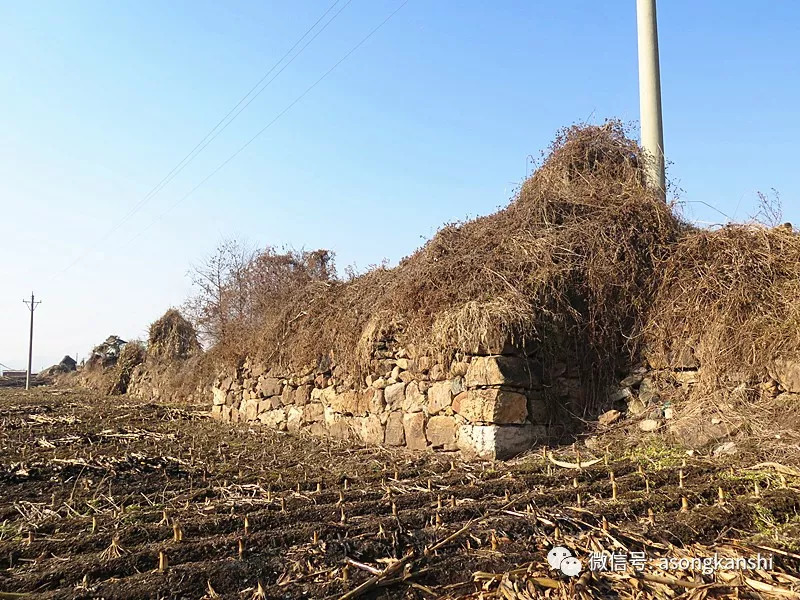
left=646, top=224, right=800, bottom=388
left=2, top=386, right=800, bottom=599
left=186, top=123, right=689, bottom=413
left=178, top=123, right=799, bottom=424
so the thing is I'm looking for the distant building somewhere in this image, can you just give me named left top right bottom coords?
left=1, top=369, right=27, bottom=378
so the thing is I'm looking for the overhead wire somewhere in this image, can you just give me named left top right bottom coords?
left=123, top=0, right=410, bottom=247
left=52, top=0, right=352, bottom=280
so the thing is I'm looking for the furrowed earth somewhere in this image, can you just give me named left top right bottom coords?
left=2, top=386, right=799, bottom=599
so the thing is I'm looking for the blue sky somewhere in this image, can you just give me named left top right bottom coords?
left=1, top=1, right=798, bottom=370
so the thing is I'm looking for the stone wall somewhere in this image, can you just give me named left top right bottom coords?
left=209, top=349, right=572, bottom=459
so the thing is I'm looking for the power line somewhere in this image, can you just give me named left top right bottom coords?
left=53, top=0, right=352, bottom=280
left=124, top=0, right=410, bottom=247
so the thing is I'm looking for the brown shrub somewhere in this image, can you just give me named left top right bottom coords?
left=108, top=341, right=146, bottom=395
left=190, top=122, right=685, bottom=412
left=646, top=223, right=800, bottom=386
left=148, top=309, right=200, bottom=361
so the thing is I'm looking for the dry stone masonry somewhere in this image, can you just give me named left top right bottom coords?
left=210, top=346, right=565, bottom=459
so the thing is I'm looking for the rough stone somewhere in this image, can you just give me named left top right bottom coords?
left=244, top=400, right=259, bottom=421
left=619, top=374, right=643, bottom=388
left=257, top=377, right=282, bottom=398
left=294, top=384, right=312, bottom=406
left=638, top=419, right=662, bottom=432
left=450, top=362, right=469, bottom=377
left=359, top=414, right=384, bottom=445
left=457, top=423, right=541, bottom=460
left=608, top=387, right=632, bottom=403
left=452, top=388, right=528, bottom=424
left=385, top=412, right=405, bottom=446
left=772, top=357, right=800, bottom=393
left=285, top=406, right=302, bottom=432
left=638, top=377, right=661, bottom=405
left=403, top=412, right=427, bottom=450
left=211, top=404, right=223, bottom=419
left=465, top=356, right=535, bottom=388
left=328, top=417, right=352, bottom=441
left=280, top=385, right=294, bottom=406
left=426, top=415, right=456, bottom=447
left=712, top=441, right=738, bottom=457
left=212, top=387, right=226, bottom=406
left=385, top=382, right=407, bottom=408
left=302, top=403, right=325, bottom=423
left=598, top=409, right=622, bottom=427
left=428, top=381, right=453, bottom=415
left=451, top=376, right=465, bottom=396
left=402, top=381, right=425, bottom=412
left=258, top=409, right=287, bottom=429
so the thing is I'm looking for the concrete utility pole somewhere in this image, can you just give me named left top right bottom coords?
left=636, top=0, right=666, bottom=197
left=23, top=292, right=41, bottom=390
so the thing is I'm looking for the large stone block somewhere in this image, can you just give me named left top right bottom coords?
left=426, top=415, right=456, bottom=447
left=457, top=423, right=543, bottom=460
left=258, top=408, right=287, bottom=429
left=385, top=382, right=407, bottom=408
left=302, top=403, right=325, bottom=423
left=359, top=414, right=385, bottom=445
left=329, top=390, right=359, bottom=415
left=465, top=356, right=536, bottom=388
left=211, top=404, right=223, bottom=420
left=329, top=417, right=353, bottom=441
left=403, top=412, right=427, bottom=450
left=244, top=399, right=259, bottom=421
left=452, top=388, right=528, bottom=424
left=428, top=381, right=453, bottom=415
left=257, top=377, right=282, bottom=398
left=280, top=385, right=294, bottom=406
left=385, top=412, right=405, bottom=446
left=294, top=384, right=312, bottom=406
left=402, top=381, right=425, bottom=413
left=212, top=387, right=226, bottom=406
left=362, top=388, right=386, bottom=414
left=286, top=406, right=303, bottom=432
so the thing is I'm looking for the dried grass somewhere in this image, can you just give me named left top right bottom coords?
left=148, top=309, right=201, bottom=361
left=646, top=224, right=800, bottom=386
left=108, top=341, right=146, bottom=395
left=235, top=122, right=683, bottom=412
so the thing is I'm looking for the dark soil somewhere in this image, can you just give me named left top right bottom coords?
left=1, top=387, right=798, bottom=599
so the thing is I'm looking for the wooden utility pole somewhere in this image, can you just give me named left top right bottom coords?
left=636, top=0, right=666, bottom=197
left=23, top=292, right=41, bottom=390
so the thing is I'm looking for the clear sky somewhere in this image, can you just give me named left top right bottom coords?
left=1, top=1, right=798, bottom=371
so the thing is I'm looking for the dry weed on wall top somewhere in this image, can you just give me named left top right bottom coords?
left=245, top=122, right=684, bottom=410
left=647, top=224, right=800, bottom=386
